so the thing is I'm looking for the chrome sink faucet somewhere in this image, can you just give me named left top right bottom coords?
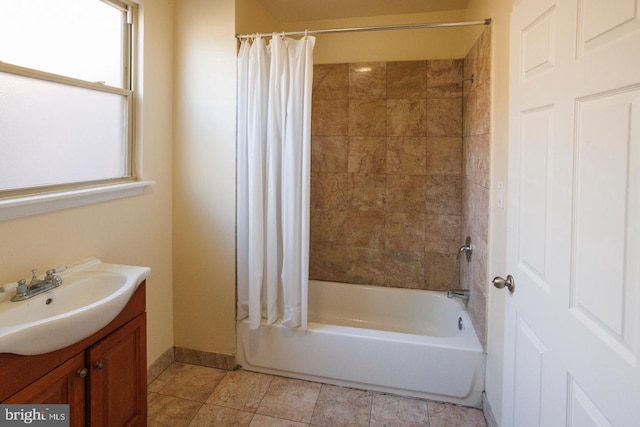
left=11, top=267, right=65, bottom=302
left=27, top=269, right=45, bottom=289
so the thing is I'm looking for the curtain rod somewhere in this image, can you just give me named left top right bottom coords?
left=235, top=18, right=491, bottom=40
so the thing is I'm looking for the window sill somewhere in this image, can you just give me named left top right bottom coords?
left=0, top=181, right=155, bottom=222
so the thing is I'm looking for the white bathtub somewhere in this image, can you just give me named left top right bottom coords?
left=236, top=280, right=485, bottom=407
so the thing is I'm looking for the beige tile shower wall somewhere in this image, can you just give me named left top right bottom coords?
left=461, top=27, right=491, bottom=347
left=310, top=60, right=465, bottom=290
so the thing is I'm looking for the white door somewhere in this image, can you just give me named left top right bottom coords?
left=502, top=0, right=640, bottom=425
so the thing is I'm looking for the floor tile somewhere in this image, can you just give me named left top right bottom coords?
left=207, top=370, right=273, bottom=412
left=257, top=377, right=322, bottom=423
left=250, top=414, right=310, bottom=426
left=147, top=393, right=202, bottom=427
left=310, top=384, right=372, bottom=427
left=148, top=363, right=178, bottom=393
left=187, top=403, right=254, bottom=427
left=428, top=402, right=486, bottom=427
left=148, top=391, right=161, bottom=404
left=149, top=362, right=488, bottom=427
left=154, top=363, right=227, bottom=402
left=369, top=393, right=429, bottom=427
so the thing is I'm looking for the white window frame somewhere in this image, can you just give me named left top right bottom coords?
left=0, top=0, right=153, bottom=220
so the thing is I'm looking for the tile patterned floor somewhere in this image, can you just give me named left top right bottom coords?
left=148, top=362, right=487, bottom=427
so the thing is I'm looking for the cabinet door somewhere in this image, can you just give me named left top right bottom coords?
left=3, top=352, right=86, bottom=427
left=87, top=313, right=147, bottom=427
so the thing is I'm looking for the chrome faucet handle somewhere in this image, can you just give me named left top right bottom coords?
left=45, top=267, right=65, bottom=287
left=16, top=279, right=28, bottom=296
left=456, top=236, right=473, bottom=262
left=456, top=246, right=468, bottom=259
left=46, top=266, right=67, bottom=276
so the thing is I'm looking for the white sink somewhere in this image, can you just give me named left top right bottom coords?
left=0, top=259, right=150, bottom=355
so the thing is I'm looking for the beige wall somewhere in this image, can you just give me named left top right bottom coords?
left=235, top=0, right=279, bottom=35
left=294, top=12, right=474, bottom=64
left=0, top=0, right=176, bottom=369
left=172, top=0, right=237, bottom=356
left=465, top=0, right=512, bottom=425
left=236, top=0, right=481, bottom=63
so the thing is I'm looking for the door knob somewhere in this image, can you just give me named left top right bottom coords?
left=95, top=361, right=105, bottom=370
left=492, top=275, right=515, bottom=293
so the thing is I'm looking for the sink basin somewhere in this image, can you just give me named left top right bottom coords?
left=0, top=259, right=150, bottom=355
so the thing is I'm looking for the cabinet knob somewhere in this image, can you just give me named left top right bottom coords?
left=95, top=361, right=105, bottom=370
left=77, top=368, right=89, bottom=378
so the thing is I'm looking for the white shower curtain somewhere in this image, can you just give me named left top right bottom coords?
left=237, top=34, right=315, bottom=330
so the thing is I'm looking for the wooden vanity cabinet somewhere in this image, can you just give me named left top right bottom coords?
left=87, top=313, right=146, bottom=426
left=0, top=282, right=147, bottom=427
left=3, top=353, right=87, bottom=427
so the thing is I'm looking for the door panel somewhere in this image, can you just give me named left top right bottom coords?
left=88, top=313, right=146, bottom=427
left=572, top=87, right=640, bottom=352
left=513, top=317, right=547, bottom=427
left=3, top=353, right=86, bottom=427
left=578, top=0, right=640, bottom=55
left=505, top=0, right=640, bottom=425
left=568, top=378, right=614, bottom=427
left=518, top=106, right=553, bottom=287
left=521, top=6, right=557, bottom=81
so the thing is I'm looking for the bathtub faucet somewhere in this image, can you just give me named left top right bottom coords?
left=447, top=289, right=470, bottom=301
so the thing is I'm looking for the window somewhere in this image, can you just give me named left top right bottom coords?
left=0, top=0, right=137, bottom=197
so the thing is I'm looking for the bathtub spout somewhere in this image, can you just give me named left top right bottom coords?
left=447, top=289, right=470, bottom=300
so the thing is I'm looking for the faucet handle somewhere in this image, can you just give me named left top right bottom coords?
left=16, top=279, right=28, bottom=296
left=46, top=265, right=67, bottom=276
left=456, top=236, right=473, bottom=262
left=45, top=266, right=65, bottom=287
